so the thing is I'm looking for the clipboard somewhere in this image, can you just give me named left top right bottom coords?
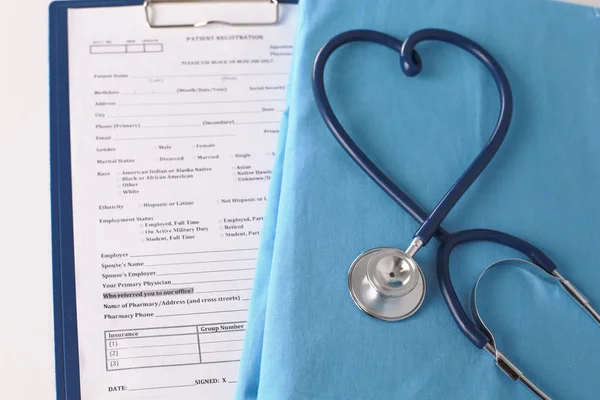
left=49, top=1, right=298, bottom=398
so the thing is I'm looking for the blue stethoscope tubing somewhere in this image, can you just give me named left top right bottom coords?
left=312, top=28, right=599, bottom=398
left=313, top=29, right=514, bottom=248
left=312, top=28, right=550, bottom=348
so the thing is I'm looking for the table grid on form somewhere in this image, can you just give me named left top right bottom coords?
left=105, top=322, right=246, bottom=371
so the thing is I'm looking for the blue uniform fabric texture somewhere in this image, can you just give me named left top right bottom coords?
left=235, top=1, right=600, bottom=399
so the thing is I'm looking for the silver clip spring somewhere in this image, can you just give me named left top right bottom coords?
left=143, top=0, right=280, bottom=29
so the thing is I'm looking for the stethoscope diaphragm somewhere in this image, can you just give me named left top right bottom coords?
left=348, top=248, right=426, bottom=321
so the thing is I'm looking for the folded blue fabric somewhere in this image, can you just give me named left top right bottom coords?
left=236, top=1, right=600, bottom=399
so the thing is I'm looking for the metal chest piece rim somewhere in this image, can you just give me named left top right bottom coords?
left=348, top=247, right=426, bottom=321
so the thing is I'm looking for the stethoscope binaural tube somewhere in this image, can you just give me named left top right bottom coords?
left=437, top=229, right=558, bottom=348
left=438, top=231, right=599, bottom=400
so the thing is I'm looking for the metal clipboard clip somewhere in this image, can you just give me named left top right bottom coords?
left=144, top=0, right=280, bottom=29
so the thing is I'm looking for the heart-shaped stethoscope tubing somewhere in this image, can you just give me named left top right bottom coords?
left=312, top=28, right=600, bottom=399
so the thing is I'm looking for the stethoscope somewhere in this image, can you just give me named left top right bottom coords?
left=312, top=28, right=600, bottom=399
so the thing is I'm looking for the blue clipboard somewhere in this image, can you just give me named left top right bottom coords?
left=49, top=1, right=298, bottom=398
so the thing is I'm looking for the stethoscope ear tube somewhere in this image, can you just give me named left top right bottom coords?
left=437, top=232, right=560, bottom=399
left=440, top=237, right=599, bottom=400
left=436, top=229, right=559, bottom=348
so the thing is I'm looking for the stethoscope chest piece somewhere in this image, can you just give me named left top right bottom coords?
left=348, top=248, right=426, bottom=321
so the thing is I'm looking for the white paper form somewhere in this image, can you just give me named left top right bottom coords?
left=67, top=4, right=296, bottom=399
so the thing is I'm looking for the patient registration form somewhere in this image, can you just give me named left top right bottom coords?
left=67, top=4, right=296, bottom=399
